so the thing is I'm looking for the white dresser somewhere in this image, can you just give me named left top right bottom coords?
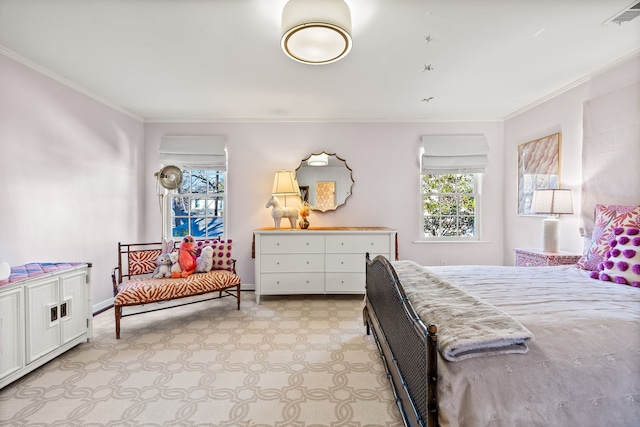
left=0, top=262, right=92, bottom=389
left=253, top=228, right=396, bottom=303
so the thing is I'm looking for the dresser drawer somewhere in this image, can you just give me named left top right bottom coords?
left=325, top=272, right=364, bottom=293
left=260, top=235, right=325, bottom=254
left=260, top=273, right=325, bottom=293
left=260, top=254, right=324, bottom=273
left=326, top=253, right=388, bottom=273
left=326, top=234, right=390, bottom=253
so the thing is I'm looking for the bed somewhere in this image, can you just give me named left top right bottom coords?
left=364, top=253, right=640, bottom=427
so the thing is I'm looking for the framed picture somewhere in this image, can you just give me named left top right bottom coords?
left=517, top=132, right=561, bottom=216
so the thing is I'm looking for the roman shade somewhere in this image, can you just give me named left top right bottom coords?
left=159, top=135, right=227, bottom=170
left=421, top=134, right=489, bottom=174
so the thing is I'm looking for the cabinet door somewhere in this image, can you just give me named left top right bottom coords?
left=0, top=288, right=23, bottom=381
left=60, top=271, right=87, bottom=344
left=25, top=277, right=61, bottom=363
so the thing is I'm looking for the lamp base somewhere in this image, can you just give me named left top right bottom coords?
left=542, top=217, right=560, bottom=253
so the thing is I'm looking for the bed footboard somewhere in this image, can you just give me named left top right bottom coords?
left=364, top=254, right=438, bottom=427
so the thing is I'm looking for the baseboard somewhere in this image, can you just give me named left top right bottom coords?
left=93, top=298, right=114, bottom=315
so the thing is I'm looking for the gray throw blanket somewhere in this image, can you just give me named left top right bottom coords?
left=392, top=261, right=534, bottom=361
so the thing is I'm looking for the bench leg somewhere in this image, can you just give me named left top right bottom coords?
left=236, top=284, right=241, bottom=310
left=115, top=305, right=121, bottom=339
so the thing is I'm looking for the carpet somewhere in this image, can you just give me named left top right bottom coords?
left=0, top=293, right=403, bottom=426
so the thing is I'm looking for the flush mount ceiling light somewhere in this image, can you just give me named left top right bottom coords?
left=281, top=0, right=352, bottom=65
left=307, top=153, right=329, bottom=166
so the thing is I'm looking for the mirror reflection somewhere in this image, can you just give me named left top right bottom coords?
left=295, top=152, right=354, bottom=212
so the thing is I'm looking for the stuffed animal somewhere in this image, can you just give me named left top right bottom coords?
left=152, top=238, right=174, bottom=279
left=169, top=251, right=181, bottom=277
left=172, top=235, right=197, bottom=278
left=195, top=246, right=214, bottom=273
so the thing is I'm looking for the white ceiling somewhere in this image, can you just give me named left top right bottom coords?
left=1, top=0, right=639, bottom=122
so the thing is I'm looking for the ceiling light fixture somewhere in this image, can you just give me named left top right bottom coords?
left=281, top=0, right=352, bottom=65
left=307, top=153, right=329, bottom=166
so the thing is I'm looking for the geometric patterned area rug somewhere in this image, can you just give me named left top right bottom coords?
left=0, top=293, right=403, bottom=426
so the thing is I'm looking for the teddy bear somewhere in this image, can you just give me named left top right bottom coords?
left=152, top=238, right=174, bottom=279
left=172, top=235, right=197, bottom=278
left=169, top=250, right=181, bottom=277
left=195, top=246, right=214, bottom=273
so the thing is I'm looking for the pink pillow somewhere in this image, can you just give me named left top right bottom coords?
left=193, top=238, right=234, bottom=271
left=589, top=227, right=640, bottom=287
left=576, top=204, right=640, bottom=271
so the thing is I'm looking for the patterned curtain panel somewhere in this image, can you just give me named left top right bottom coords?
left=580, top=81, right=640, bottom=237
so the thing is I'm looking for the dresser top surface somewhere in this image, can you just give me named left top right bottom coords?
left=255, top=227, right=396, bottom=234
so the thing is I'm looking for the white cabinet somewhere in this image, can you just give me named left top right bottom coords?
left=0, top=263, right=92, bottom=389
left=0, top=288, right=23, bottom=382
left=254, top=228, right=396, bottom=303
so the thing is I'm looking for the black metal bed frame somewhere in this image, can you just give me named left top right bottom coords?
left=363, top=254, right=439, bottom=427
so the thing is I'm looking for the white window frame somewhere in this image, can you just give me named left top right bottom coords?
left=163, top=168, right=227, bottom=240
left=158, top=135, right=228, bottom=241
left=419, top=172, right=482, bottom=241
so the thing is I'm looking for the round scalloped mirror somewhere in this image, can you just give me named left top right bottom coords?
left=295, top=152, right=354, bottom=212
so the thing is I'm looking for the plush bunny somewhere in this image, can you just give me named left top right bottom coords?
left=195, top=246, right=214, bottom=273
left=172, top=235, right=197, bottom=278
left=152, top=238, right=174, bottom=279
left=169, top=251, right=181, bottom=277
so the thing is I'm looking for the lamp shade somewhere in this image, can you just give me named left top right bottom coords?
left=531, top=189, right=574, bottom=215
left=281, top=0, right=352, bottom=65
left=272, top=170, right=301, bottom=196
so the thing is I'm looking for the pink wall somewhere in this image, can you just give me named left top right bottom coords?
left=503, top=54, right=640, bottom=264
left=143, top=121, right=505, bottom=286
left=0, top=54, right=144, bottom=309
left=4, top=48, right=636, bottom=309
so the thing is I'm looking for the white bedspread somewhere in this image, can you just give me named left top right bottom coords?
left=416, top=265, right=640, bottom=427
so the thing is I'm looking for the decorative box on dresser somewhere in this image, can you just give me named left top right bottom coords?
left=254, top=227, right=396, bottom=304
left=0, top=262, right=92, bottom=389
left=513, top=248, right=582, bottom=267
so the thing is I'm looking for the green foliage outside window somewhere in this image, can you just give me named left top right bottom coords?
left=422, top=174, right=476, bottom=238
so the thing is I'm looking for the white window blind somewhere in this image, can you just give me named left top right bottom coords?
left=159, top=135, right=227, bottom=170
left=421, top=134, right=489, bottom=174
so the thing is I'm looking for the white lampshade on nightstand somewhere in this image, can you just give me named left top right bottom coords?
left=531, top=189, right=574, bottom=253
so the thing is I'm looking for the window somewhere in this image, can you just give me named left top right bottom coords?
left=422, top=173, right=479, bottom=239
left=420, top=134, right=489, bottom=241
left=158, top=135, right=228, bottom=239
left=168, top=169, right=225, bottom=239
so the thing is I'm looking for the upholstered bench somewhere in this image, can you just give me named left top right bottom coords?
left=111, top=239, right=241, bottom=339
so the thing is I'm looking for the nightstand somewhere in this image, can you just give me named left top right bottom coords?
left=513, top=248, right=582, bottom=267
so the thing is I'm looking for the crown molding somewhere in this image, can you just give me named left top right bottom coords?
left=0, top=44, right=142, bottom=122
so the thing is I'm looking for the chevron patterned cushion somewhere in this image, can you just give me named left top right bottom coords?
left=114, top=269, right=241, bottom=306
